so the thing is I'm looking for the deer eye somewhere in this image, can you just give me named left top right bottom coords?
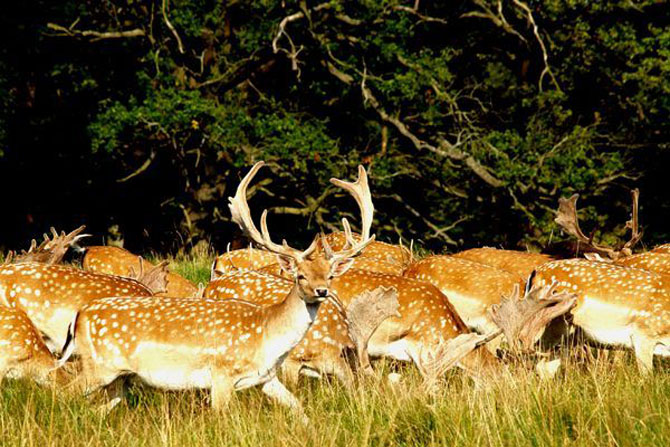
left=297, top=274, right=306, bottom=280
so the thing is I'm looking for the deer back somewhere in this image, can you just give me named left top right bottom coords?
left=452, top=247, right=554, bottom=278
left=323, top=231, right=410, bottom=267
left=616, top=252, right=670, bottom=276
left=212, top=248, right=278, bottom=278
left=652, top=243, right=670, bottom=255
left=0, top=262, right=152, bottom=349
left=533, top=259, right=670, bottom=337
left=404, top=255, right=523, bottom=332
left=83, top=246, right=198, bottom=297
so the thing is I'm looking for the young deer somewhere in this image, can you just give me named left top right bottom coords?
left=404, top=255, right=524, bottom=334
left=0, top=304, right=63, bottom=386
left=531, top=259, right=670, bottom=373
left=452, top=248, right=554, bottom=278
left=83, top=245, right=199, bottom=297
left=59, top=161, right=374, bottom=414
left=0, top=262, right=164, bottom=352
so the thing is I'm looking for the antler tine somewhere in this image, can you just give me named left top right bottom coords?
left=330, top=165, right=374, bottom=241
left=228, top=162, right=303, bottom=259
left=622, top=188, right=642, bottom=254
left=555, top=194, right=619, bottom=260
left=329, top=166, right=376, bottom=260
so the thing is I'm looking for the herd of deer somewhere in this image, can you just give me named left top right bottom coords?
left=1, top=161, right=670, bottom=418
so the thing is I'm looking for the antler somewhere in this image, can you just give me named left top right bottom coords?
left=622, top=188, right=642, bottom=256
left=555, top=192, right=643, bottom=260
left=345, top=286, right=400, bottom=373
left=417, top=331, right=500, bottom=385
left=329, top=165, right=376, bottom=261
left=127, top=258, right=170, bottom=295
left=228, top=162, right=317, bottom=260
left=488, top=283, right=577, bottom=352
left=14, top=225, right=89, bottom=265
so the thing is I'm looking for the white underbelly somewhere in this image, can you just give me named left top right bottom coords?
left=573, top=297, right=635, bottom=348
left=439, top=291, right=489, bottom=332
left=139, top=367, right=212, bottom=390
left=367, top=339, right=412, bottom=362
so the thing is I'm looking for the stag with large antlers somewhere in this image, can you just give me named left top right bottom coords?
left=531, top=259, right=670, bottom=373
left=61, top=161, right=376, bottom=414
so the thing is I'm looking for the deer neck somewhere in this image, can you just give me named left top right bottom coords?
left=262, top=284, right=321, bottom=358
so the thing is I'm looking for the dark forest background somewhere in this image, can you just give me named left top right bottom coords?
left=0, top=0, right=668, bottom=255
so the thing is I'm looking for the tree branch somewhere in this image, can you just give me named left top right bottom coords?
left=46, top=23, right=145, bottom=41
left=162, top=0, right=185, bottom=54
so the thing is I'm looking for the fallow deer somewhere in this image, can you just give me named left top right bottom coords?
left=0, top=262, right=166, bottom=352
left=203, top=269, right=398, bottom=387
left=82, top=245, right=199, bottom=297
left=404, top=256, right=524, bottom=334
left=0, top=304, right=62, bottom=385
left=531, top=258, right=670, bottom=373
left=58, top=161, right=375, bottom=414
left=452, top=248, right=554, bottom=278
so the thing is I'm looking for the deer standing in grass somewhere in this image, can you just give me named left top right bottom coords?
left=58, top=161, right=374, bottom=414
left=530, top=190, right=670, bottom=373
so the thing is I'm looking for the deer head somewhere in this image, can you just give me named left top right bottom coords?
left=554, top=189, right=642, bottom=260
left=228, top=161, right=375, bottom=304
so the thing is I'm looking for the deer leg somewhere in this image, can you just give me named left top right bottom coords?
left=95, top=377, right=125, bottom=416
left=210, top=375, right=234, bottom=411
left=321, top=356, right=354, bottom=389
left=261, top=376, right=304, bottom=414
left=280, top=359, right=303, bottom=386
left=631, top=333, right=655, bottom=375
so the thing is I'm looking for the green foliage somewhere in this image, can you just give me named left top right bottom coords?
left=2, top=0, right=670, bottom=250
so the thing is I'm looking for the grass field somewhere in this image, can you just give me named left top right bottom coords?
left=2, top=255, right=670, bottom=447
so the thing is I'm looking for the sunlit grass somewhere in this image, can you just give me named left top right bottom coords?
left=2, top=254, right=670, bottom=446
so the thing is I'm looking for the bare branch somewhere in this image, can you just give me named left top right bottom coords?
left=511, top=0, right=561, bottom=93
left=162, top=0, right=184, bottom=54
left=46, top=22, right=145, bottom=41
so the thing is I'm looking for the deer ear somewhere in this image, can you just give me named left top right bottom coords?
left=330, top=257, right=355, bottom=277
left=276, top=255, right=297, bottom=275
